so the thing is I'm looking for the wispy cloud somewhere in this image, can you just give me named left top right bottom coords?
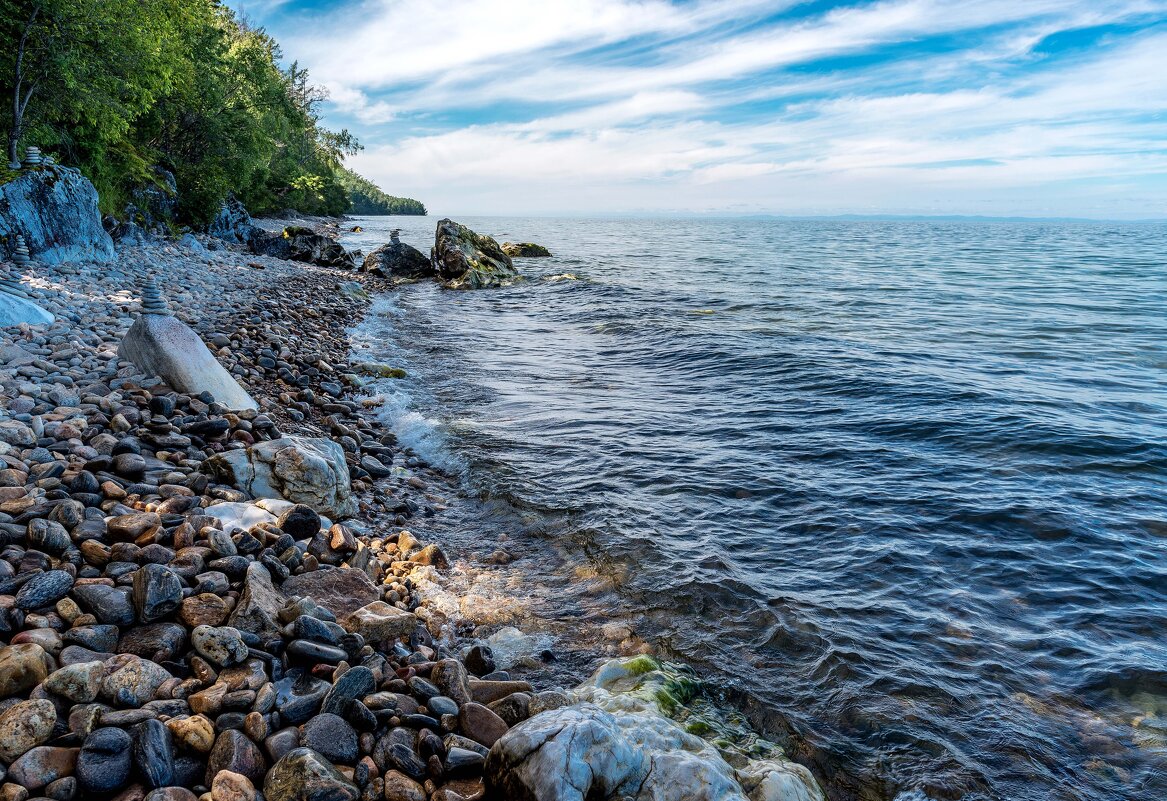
left=235, top=0, right=1167, bottom=217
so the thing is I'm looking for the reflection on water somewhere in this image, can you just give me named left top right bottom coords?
left=347, top=216, right=1167, bottom=801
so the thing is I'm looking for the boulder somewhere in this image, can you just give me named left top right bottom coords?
left=264, top=748, right=359, bottom=801
left=203, top=436, right=357, bottom=519
left=118, top=290, right=258, bottom=411
left=0, top=165, right=115, bottom=263
left=249, top=226, right=355, bottom=269
left=209, top=194, right=255, bottom=243
left=361, top=241, right=432, bottom=279
left=282, top=568, right=378, bottom=619
left=501, top=242, right=551, bottom=257
left=0, top=293, right=54, bottom=326
left=430, top=219, right=517, bottom=289
left=126, top=167, right=178, bottom=232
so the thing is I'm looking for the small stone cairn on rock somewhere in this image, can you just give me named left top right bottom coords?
left=11, top=233, right=32, bottom=267
left=1, top=236, right=32, bottom=299
left=139, top=275, right=171, bottom=315
left=22, top=146, right=43, bottom=168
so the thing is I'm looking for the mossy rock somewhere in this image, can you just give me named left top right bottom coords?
left=502, top=241, right=552, bottom=257
left=354, top=363, right=407, bottom=379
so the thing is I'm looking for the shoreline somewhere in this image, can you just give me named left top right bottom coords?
left=0, top=226, right=824, bottom=801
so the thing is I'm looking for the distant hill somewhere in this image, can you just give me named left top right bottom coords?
left=339, top=168, right=426, bottom=215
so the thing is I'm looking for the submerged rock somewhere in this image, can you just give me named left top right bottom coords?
left=203, top=436, right=357, bottom=518
left=430, top=219, right=517, bottom=289
left=501, top=242, right=552, bottom=257
left=0, top=165, right=115, bottom=263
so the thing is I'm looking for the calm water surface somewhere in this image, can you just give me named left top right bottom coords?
left=345, top=217, right=1167, bottom=801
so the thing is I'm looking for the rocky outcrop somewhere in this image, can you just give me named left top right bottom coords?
left=249, top=226, right=355, bottom=269
left=502, top=242, right=552, bottom=257
left=126, top=167, right=178, bottom=232
left=0, top=165, right=115, bottom=263
left=209, top=194, right=255, bottom=243
left=117, top=280, right=258, bottom=411
left=431, top=219, right=517, bottom=289
left=202, top=436, right=358, bottom=519
left=361, top=241, right=432, bottom=279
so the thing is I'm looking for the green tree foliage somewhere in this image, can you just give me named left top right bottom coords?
left=0, top=0, right=425, bottom=223
left=339, top=168, right=426, bottom=215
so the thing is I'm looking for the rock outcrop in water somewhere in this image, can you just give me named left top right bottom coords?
left=431, top=219, right=517, bottom=289
left=501, top=242, right=551, bottom=258
left=361, top=239, right=432, bottom=279
left=0, top=165, right=115, bottom=264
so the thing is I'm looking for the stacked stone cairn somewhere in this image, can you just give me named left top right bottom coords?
left=140, top=276, right=173, bottom=316
left=23, top=146, right=43, bottom=168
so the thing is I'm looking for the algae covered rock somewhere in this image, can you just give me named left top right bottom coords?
left=502, top=242, right=551, bottom=257
left=0, top=165, right=115, bottom=263
left=361, top=240, right=432, bottom=279
left=430, top=219, right=517, bottom=289
left=203, top=436, right=357, bottom=519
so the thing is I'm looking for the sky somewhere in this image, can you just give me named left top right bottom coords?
left=231, top=0, right=1167, bottom=218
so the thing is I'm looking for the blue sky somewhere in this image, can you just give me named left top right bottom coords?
left=231, top=1, right=1167, bottom=218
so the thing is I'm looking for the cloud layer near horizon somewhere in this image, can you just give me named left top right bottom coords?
left=234, top=0, right=1167, bottom=218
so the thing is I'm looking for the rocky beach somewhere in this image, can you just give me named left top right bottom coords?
left=0, top=165, right=823, bottom=801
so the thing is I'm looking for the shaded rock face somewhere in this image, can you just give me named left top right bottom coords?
left=203, top=436, right=357, bottom=519
left=127, top=167, right=178, bottom=232
left=430, top=219, right=517, bottom=289
left=361, top=241, right=432, bottom=279
left=118, top=314, right=258, bottom=411
left=502, top=242, right=552, bottom=258
left=0, top=165, right=115, bottom=263
left=209, top=194, right=255, bottom=243
left=250, top=226, right=355, bottom=269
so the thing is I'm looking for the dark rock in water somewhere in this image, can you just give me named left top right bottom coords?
left=77, top=733, right=133, bottom=793
left=132, top=563, right=183, bottom=623
left=133, top=719, right=175, bottom=788
left=361, top=241, right=432, bottom=279
left=300, top=713, right=358, bottom=764
left=249, top=226, right=355, bottom=270
left=210, top=194, right=255, bottom=243
left=501, top=242, right=552, bottom=257
left=430, top=219, right=517, bottom=289
left=15, top=570, right=74, bottom=610
left=0, top=165, right=115, bottom=264
left=264, top=748, right=359, bottom=801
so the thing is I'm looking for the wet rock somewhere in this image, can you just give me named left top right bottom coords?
left=117, top=622, right=187, bottom=662
left=43, top=661, right=104, bottom=702
left=179, top=594, right=231, bottom=627
left=458, top=703, right=508, bottom=749
left=501, top=242, right=551, bottom=258
left=76, top=728, right=133, bottom=794
left=211, top=770, right=257, bottom=801
left=463, top=646, right=495, bottom=678
left=101, top=655, right=171, bottom=708
left=15, top=570, right=74, bottom=610
left=72, top=584, right=136, bottom=626
left=275, top=505, right=321, bottom=539
left=132, top=719, right=175, bottom=788
left=144, top=789, right=197, bottom=801
left=274, top=674, right=330, bottom=725
left=26, top=520, right=71, bottom=555
left=443, top=747, right=485, bottom=779
left=206, top=730, right=266, bottom=785
left=7, top=746, right=79, bottom=790
left=381, top=771, right=425, bottom=801
left=192, top=625, right=249, bottom=667
left=0, top=700, right=57, bottom=763
left=166, top=715, right=216, bottom=753
left=300, top=714, right=358, bottom=765
left=431, top=660, right=472, bottom=705
left=132, top=564, right=183, bottom=622
left=0, top=643, right=54, bottom=696
left=361, top=242, right=432, bottom=280
left=228, top=563, right=285, bottom=638
left=263, top=748, right=359, bottom=801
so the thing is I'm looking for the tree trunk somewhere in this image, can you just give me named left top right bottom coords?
left=9, top=6, right=41, bottom=165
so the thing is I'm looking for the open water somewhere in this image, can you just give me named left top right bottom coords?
left=345, top=216, right=1167, bottom=801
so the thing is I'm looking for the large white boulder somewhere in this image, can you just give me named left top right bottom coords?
left=0, top=166, right=115, bottom=264
left=203, top=436, right=357, bottom=519
left=0, top=293, right=53, bottom=326
left=485, top=657, right=824, bottom=801
left=118, top=313, right=257, bottom=411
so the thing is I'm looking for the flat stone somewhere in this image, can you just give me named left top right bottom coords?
left=282, top=568, right=378, bottom=619
left=72, top=583, right=136, bottom=626
left=179, top=593, right=231, bottom=627
left=15, top=571, right=75, bottom=610
left=340, top=601, right=416, bottom=644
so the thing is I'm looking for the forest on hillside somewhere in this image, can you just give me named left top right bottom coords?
left=0, top=0, right=425, bottom=223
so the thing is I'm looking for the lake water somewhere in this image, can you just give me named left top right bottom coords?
left=344, top=216, right=1167, bottom=801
